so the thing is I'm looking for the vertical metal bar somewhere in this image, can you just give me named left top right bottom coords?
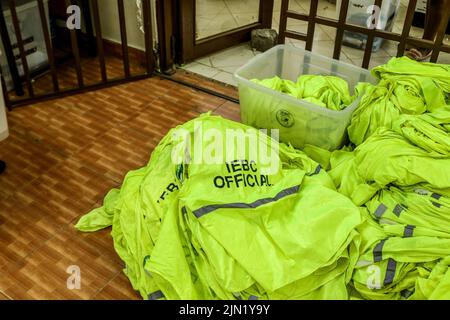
left=37, top=0, right=59, bottom=92
left=362, top=0, right=382, bottom=69
left=278, top=0, right=289, bottom=44
left=156, top=0, right=175, bottom=74
left=91, top=0, right=107, bottom=82
left=305, top=0, right=319, bottom=51
left=178, top=0, right=195, bottom=63
left=142, top=0, right=154, bottom=74
left=9, top=0, right=34, bottom=97
left=65, top=0, right=84, bottom=88
left=0, top=0, right=23, bottom=96
left=117, top=0, right=130, bottom=77
left=396, top=0, right=417, bottom=57
left=333, top=0, right=349, bottom=60
left=80, top=0, right=96, bottom=57
left=430, top=14, right=450, bottom=62
left=259, top=0, right=274, bottom=29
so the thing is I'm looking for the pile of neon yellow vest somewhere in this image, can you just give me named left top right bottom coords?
left=76, top=57, right=450, bottom=300
left=252, top=74, right=355, bottom=111
left=77, top=114, right=363, bottom=299
left=330, top=57, right=450, bottom=300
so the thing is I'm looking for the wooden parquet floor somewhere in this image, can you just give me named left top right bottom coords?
left=0, top=74, right=240, bottom=300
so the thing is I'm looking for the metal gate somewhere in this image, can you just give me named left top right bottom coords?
left=0, top=0, right=155, bottom=109
left=278, top=0, right=450, bottom=69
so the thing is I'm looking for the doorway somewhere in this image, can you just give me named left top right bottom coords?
left=177, top=0, right=274, bottom=63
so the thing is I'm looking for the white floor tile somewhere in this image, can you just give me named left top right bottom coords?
left=316, top=0, right=337, bottom=19
left=282, top=21, right=333, bottom=42
left=273, top=0, right=309, bottom=12
left=340, top=42, right=391, bottom=59
left=288, top=39, right=338, bottom=59
left=186, top=43, right=258, bottom=82
left=196, top=56, right=213, bottom=67
left=311, top=40, right=337, bottom=58
left=286, top=19, right=308, bottom=31
left=381, top=39, right=399, bottom=57
left=351, top=57, right=392, bottom=69
left=315, top=25, right=334, bottom=41
left=393, top=23, right=424, bottom=39
left=217, top=65, right=241, bottom=74
left=210, top=43, right=255, bottom=68
left=338, top=54, right=355, bottom=65
left=182, top=62, right=221, bottom=78
left=295, top=0, right=314, bottom=12
left=272, top=10, right=281, bottom=25
left=288, top=38, right=306, bottom=48
left=289, top=0, right=307, bottom=13
left=273, top=0, right=281, bottom=12
left=212, top=71, right=237, bottom=86
left=437, top=52, right=450, bottom=64
left=272, top=17, right=280, bottom=33
left=224, top=0, right=261, bottom=14
left=196, top=0, right=228, bottom=16
left=232, top=13, right=259, bottom=27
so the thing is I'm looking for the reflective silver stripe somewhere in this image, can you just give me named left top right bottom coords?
left=193, top=185, right=300, bottom=218
left=248, top=295, right=258, bottom=300
left=393, top=204, right=405, bottom=217
left=432, top=201, right=441, bottom=208
left=373, top=238, right=387, bottom=262
left=431, top=193, right=442, bottom=200
left=403, top=225, right=415, bottom=238
left=374, top=204, right=387, bottom=219
left=383, top=258, right=397, bottom=286
left=148, top=290, right=164, bottom=300
left=313, top=164, right=322, bottom=175
left=233, top=293, right=243, bottom=300
left=401, top=289, right=414, bottom=299
left=414, top=188, right=429, bottom=196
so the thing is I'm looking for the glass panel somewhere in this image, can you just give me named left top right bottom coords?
left=196, top=0, right=261, bottom=40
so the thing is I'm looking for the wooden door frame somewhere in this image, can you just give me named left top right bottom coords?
left=156, top=0, right=177, bottom=74
left=177, top=0, right=274, bottom=63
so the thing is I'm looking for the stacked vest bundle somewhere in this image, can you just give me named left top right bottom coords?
left=76, top=114, right=363, bottom=300
left=320, top=57, right=450, bottom=299
left=348, top=57, right=450, bottom=145
left=252, top=74, right=355, bottom=111
left=76, top=56, right=450, bottom=300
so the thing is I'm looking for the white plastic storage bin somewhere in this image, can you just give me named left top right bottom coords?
left=0, top=0, right=50, bottom=90
left=234, top=45, right=376, bottom=151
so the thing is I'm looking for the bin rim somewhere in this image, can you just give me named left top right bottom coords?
left=233, top=44, right=378, bottom=117
left=233, top=44, right=373, bottom=117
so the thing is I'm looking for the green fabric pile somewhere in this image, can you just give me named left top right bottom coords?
left=76, top=56, right=450, bottom=300
left=76, top=114, right=364, bottom=300
left=321, top=106, right=450, bottom=299
left=348, top=57, right=450, bottom=145
left=252, top=75, right=355, bottom=111
left=251, top=56, right=450, bottom=299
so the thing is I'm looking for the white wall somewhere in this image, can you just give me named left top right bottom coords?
left=97, top=0, right=158, bottom=51
left=0, top=77, right=8, bottom=141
